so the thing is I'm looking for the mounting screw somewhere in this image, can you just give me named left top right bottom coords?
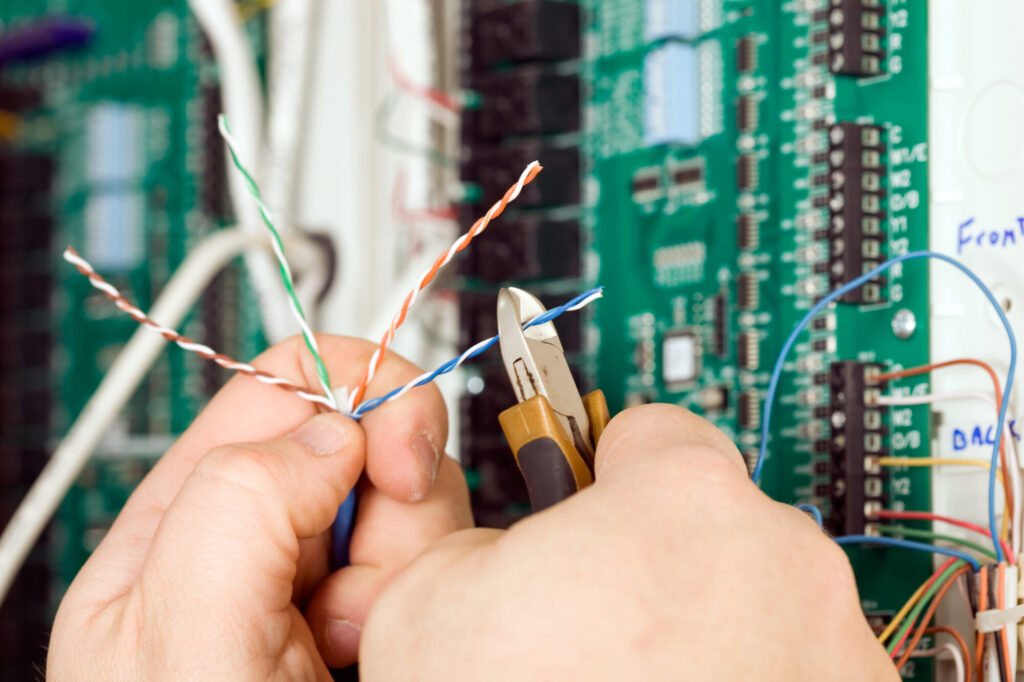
left=891, top=309, right=917, bottom=339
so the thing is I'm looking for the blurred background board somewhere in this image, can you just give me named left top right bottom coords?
left=458, top=2, right=934, bottom=677
left=0, top=2, right=265, bottom=674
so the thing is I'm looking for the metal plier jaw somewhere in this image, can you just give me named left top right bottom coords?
left=496, top=287, right=611, bottom=512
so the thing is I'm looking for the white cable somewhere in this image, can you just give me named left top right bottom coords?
left=188, top=0, right=296, bottom=344
left=875, top=391, right=1023, bottom=557
left=908, top=643, right=965, bottom=682
left=0, top=229, right=269, bottom=604
left=263, top=0, right=327, bottom=322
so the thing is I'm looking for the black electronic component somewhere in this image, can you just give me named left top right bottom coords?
left=826, top=361, right=887, bottom=536
left=736, top=34, right=758, bottom=72
left=713, top=291, right=728, bottom=357
left=738, top=390, right=760, bottom=431
left=736, top=154, right=758, bottom=191
left=737, top=271, right=759, bottom=310
left=470, top=1, right=581, bottom=70
left=736, top=95, right=758, bottom=132
left=826, top=122, right=887, bottom=303
left=736, top=214, right=758, bottom=250
left=472, top=69, right=580, bottom=141
left=459, top=218, right=581, bottom=283
left=737, top=331, right=759, bottom=371
left=671, top=161, right=704, bottom=189
left=632, top=169, right=661, bottom=197
left=463, top=144, right=580, bottom=209
left=828, top=0, right=886, bottom=76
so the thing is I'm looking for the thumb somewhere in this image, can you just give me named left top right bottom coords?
left=593, top=404, right=748, bottom=482
left=137, top=412, right=365, bottom=626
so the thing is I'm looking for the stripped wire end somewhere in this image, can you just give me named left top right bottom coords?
left=347, top=160, right=544, bottom=412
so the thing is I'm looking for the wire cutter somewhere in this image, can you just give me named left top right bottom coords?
left=496, top=287, right=611, bottom=512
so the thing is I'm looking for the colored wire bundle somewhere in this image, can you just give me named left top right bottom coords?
left=348, top=161, right=543, bottom=410
left=755, top=251, right=1017, bottom=563
left=874, top=510, right=1014, bottom=563
left=872, top=360, right=1022, bottom=556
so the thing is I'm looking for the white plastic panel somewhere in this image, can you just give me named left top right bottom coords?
left=930, top=2, right=1024, bottom=677
left=929, top=0, right=1024, bottom=537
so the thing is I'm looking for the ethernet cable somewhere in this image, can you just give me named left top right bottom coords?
left=188, top=0, right=299, bottom=344
left=0, top=229, right=268, bottom=603
left=755, top=251, right=1017, bottom=563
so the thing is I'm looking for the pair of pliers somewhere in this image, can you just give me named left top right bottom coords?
left=496, top=287, right=611, bottom=512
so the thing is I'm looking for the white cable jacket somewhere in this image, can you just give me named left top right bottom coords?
left=876, top=391, right=1024, bottom=558
left=188, top=0, right=296, bottom=343
left=0, top=229, right=262, bottom=603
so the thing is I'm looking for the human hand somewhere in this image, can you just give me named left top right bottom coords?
left=361, top=404, right=898, bottom=681
left=48, top=335, right=472, bottom=680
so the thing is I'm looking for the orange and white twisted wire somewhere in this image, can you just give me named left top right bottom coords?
left=63, top=247, right=338, bottom=411
left=347, top=161, right=542, bottom=410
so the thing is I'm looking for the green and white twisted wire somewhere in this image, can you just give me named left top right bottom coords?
left=217, top=114, right=339, bottom=411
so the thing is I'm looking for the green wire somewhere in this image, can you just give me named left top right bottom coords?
left=885, top=559, right=967, bottom=655
left=876, top=525, right=998, bottom=561
left=218, top=115, right=337, bottom=410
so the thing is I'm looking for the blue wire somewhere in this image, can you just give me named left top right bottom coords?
left=351, top=287, right=604, bottom=417
left=796, top=503, right=824, bottom=528
left=752, top=251, right=1016, bottom=564
left=834, top=535, right=981, bottom=573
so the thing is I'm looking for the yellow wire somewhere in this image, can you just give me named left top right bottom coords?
left=0, top=111, right=20, bottom=140
left=877, top=575, right=931, bottom=644
left=879, top=457, right=1010, bottom=541
left=237, top=0, right=279, bottom=20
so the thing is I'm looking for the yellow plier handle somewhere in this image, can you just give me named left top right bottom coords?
left=498, top=390, right=611, bottom=512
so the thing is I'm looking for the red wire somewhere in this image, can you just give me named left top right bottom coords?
left=388, top=55, right=460, bottom=112
left=875, top=510, right=1015, bottom=565
left=872, top=358, right=1015, bottom=538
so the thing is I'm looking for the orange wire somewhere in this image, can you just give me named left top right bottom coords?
left=976, top=567, right=988, bottom=675
left=873, top=358, right=1014, bottom=544
left=348, top=163, right=543, bottom=408
left=923, top=626, right=972, bottom=682
left=895, top=564, right=972, bottom=670
left=999, top=563, right=1013, bottom=682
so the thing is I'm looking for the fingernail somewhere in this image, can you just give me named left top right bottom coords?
left=409, top=431, right=440, bottom=501
left=288, top=414, right=350, bottom=456
left=326, top=618, right=362, bottom=656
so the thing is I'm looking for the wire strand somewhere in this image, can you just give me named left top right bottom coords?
left=874, top=510, right=1013, bottom=563
left=348, top=161, right=543, bottom=410
left=218, top=114, right=339, bottom=410
left=755, top=252, right=1017, bottom=563
left=65, top=245, right=601, bottom=419
left=872, top=362, right=1019, bottom=555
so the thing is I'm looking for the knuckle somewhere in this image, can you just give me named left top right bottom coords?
left=196, top=443, right=280, bottom=496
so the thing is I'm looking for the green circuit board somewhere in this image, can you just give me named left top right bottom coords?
left=582, top=0, right=933, bottom=676
left=0, top=0, right=266, bottom=623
